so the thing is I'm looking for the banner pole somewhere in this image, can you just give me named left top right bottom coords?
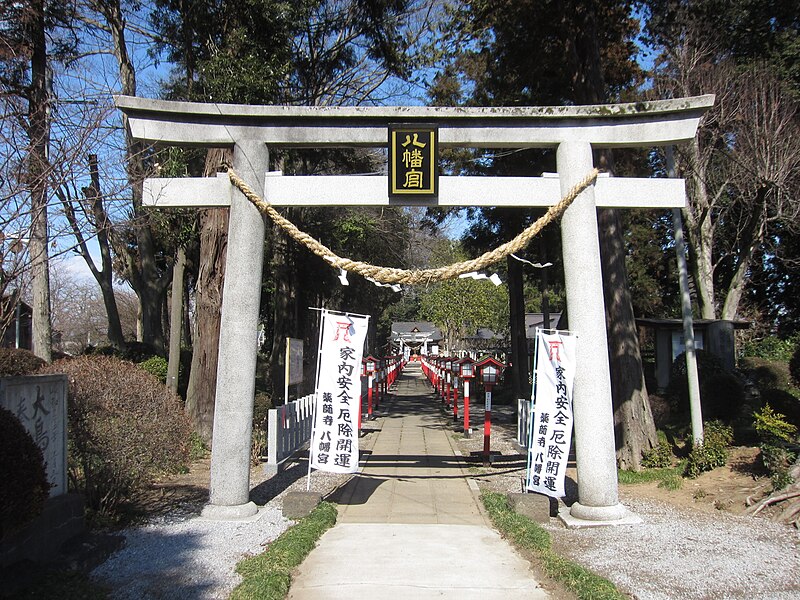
left=307, top=306, right=371, bottom=319
left=307, top=308, right=327, bottom=491
left=526, top=330, right=541, bottom=487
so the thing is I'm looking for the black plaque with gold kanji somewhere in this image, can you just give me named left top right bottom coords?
left=388, top=124, right=438, bottom=198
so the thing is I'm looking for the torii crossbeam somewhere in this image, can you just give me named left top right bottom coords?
left=116, top=94, right=713, bottom=525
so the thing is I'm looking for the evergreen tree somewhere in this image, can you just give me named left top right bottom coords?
left=149, top=0, right=425, bottom=437
left=431, top=0, right=658, bottom=467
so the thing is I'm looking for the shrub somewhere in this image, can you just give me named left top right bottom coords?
left=700, top=372, right=745, bottom=420
left=648, top=394, right=671, bottom=429
left=739, top=356, right=792, bottom=391
left=121, top=342, right=160, bottom=363
left=188, top=431, right=209, bottom=461
left=0, top=406, right=50, bottom=538
left=667, top=349, right=723, bottom=411
left=741, top=335, right=797, bottom=362
left=88, top=348, right=190, bottom=397
left=253, top=392, right=273, bottom=428
left=754, top=403, right=799, bottom=445
left=753, top=404, right=798, bottom=491
left=758, top=388, right=800, bottom=428
left=39, top=355, right=191, bottom=522
left=685, top=420, right=733, bottom=478
left=0, top=348, right=46, bottom=377
left=667, top=351, right=745, bottom=421
left=641, top=440, right=673, bottom=469
left=251, top=392, right=273, bottom=465
left=139, top=356, right=169, bottom=383
left=791, top=342, right=800, bottom=387
left=83, top=341, right=159, bottom=363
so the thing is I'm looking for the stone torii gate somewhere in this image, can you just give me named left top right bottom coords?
left=116, top=95, right=713, bottom=525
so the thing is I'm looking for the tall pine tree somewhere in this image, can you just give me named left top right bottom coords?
left=431, top=0, right=659, bottom=468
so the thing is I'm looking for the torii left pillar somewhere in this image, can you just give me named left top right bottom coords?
left=202, top=140, right=268, bottom=519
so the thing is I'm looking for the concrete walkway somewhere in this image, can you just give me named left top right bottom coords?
left=288, top=363, right=549, bottom=599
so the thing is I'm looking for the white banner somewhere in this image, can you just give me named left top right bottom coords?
left=310, top=310, right=370, bottom=473
left=526, top=329, right=577, bottom=497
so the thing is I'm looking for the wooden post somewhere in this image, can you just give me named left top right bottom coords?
left=368, top=374, right=374, bottom=420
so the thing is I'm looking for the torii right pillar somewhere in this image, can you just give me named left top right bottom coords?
left=558, top=141, right=632, bottom=525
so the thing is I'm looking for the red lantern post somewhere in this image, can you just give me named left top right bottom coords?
left=380, top=357, right=387, bottom=404
left=365, top=355, right=377, bottom=420
left=360, top=359, right=367, bottom=431
left=476, top=357, right=505, bottom=466
left=451, top=358, right=459, bottom=422
left=439, top=357, right=447, bottom=405
left=446, top=357, right=456, bottom=410
left=458, top=358, right=475, bottom=436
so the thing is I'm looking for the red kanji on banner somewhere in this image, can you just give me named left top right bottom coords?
left=332, top=321, right=353, bottom=343
left=547, top=340, right=563, bottom=361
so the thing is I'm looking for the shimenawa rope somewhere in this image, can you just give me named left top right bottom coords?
left=228, top=168, right=599, bottom=286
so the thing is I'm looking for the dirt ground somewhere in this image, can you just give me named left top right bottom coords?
left=132, top=411, right=785, bottom=528
left=453, top=407, right=787, bottom=522
left=619, top=445, right=773, bottom=516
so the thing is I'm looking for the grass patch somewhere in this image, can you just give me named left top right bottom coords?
left=618, top=466, right=684, bottom=490
left=481, top=491, right=625, bottom=600
left=230, top=501, right=337, bottom=600
left=6, top=570, right=108, bottom=599
left=657, top=473, right=683, bottom=491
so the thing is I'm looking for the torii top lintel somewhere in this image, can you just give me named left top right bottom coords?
left=115, top=94, right=714, bottom=149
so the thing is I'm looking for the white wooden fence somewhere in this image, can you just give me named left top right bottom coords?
left=264, top=393, right=315, bottom=475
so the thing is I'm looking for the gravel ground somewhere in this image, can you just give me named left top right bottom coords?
left=452, top=403, right=800, bottom=600
left=91, top=426, right=381, bottom=600
left=91, top=507, right=292, bottom=600
left=545, top=495, right=800, bottom=600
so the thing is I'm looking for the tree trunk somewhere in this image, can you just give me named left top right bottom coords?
left=82, top=154, right=125, bottom=349
left=28, top=0, right=52, bottom=362
left=185, top=149, right=230, bottom=444
left=683, top=140, right=717, bottom=319
left=167, top=247, right=186, bottom=394
left=101, top=0, right=170, bottom=352
left=507, top=255, right=530, bottom=402
left=566, top=2, right=658, bottom=470
left=134, top=268, right=168, bottom=352
left=720, top=188, right=766, bottom=321
left=183, top=281, right=193, bottom=348
left=598, top=208, right=658, bottom=470
left=269, top=223, right=293, bottom=402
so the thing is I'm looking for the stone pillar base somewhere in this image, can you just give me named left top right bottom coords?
left=558, top=503, right=642, bottom=529
left=200, top=501, right=259, bottom=521
left=282, top=492, right=322, bottom=519
left=506, top=492, right=556, bottom=522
